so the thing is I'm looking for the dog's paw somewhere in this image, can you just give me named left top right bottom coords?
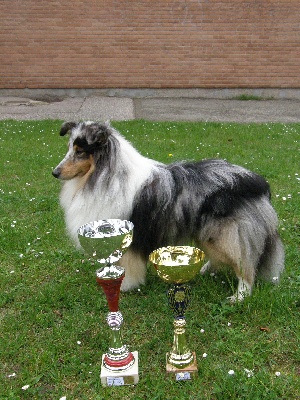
left=120, top=277, right=144, bottom=292
left=227, top=293, right=245, bottom=303
left=227, top=279, right=252, bottom=303
left=227, top=287, right=251, bottom=303
left=200, top=261, right=211, bottom=275
left=120, top=281, right=136, bottom=292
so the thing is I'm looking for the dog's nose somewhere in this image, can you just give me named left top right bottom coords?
left=52, top=168, right=60, bottom=179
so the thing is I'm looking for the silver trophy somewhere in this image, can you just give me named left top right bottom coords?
left=78, top=219, right=139, bottom=386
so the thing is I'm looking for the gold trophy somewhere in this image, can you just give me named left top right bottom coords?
left=149, top=246, right=205, bottom=381
left=78, top=219, right=139, bottom=387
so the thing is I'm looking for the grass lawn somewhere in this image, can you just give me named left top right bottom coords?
left=0, top=119, right=299, bottom=399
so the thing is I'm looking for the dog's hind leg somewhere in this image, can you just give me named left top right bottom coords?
left=119, top=248, right=147, bottom=292
left=202, top=222, right=256, bottom=302
left=226, top=250, right=257, bottom=303
left=227, top=275, right=253, bottom=303
left=257, top=232, right=285, bottom=284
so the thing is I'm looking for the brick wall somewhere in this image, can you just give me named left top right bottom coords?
left=0, top=1, right=299, bottom=89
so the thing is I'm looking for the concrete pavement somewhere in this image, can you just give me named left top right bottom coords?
left=0, top=96, right=134, bottom=121
left=0, top=92, right=300, bottom=122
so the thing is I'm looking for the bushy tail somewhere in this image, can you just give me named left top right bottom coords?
left=257, top=232, right=285, bottom=283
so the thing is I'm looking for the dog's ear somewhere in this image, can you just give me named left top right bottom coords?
left=60, top=122, right=77, bottom=136
left=86, top=123, right=111, bottom=146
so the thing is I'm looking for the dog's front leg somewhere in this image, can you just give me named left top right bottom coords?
left=119, top=249, right=147, bottom=292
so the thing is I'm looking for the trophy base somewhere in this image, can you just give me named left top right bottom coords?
left=100, top=351, right=139, bottom=387
left=166, top=352, right=198, bottom=381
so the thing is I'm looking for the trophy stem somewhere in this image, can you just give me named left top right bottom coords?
left=168, top=317, right=194, bottom=368
left=96, top=266, right=135, bottom=372
left=166, top=283, right=197, bottom=374
left=96, top=272, right=123, bottom=312
left=103, top=311, right=135, bottom=371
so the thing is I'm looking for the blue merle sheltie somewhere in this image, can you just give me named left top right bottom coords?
left=52, top=121, right=284, bottom=302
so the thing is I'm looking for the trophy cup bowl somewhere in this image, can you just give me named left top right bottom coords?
left=77, top=219, right=139, bottom=386
left=149, top=246, right=205, bottom=381
left=150, top=246, right=205, bottom=284
left=78, top=219, right=133, bottom=263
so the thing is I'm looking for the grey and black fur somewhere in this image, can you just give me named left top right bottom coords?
left=53, top=121, right=285, bottom=301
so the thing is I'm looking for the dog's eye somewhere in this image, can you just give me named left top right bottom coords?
left=75, top=149, right=86, bottom=156
left=77, top=150, right=85, bottom=155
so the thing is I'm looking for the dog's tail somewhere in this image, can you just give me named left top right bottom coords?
left=257, top=232, right=285, bottom=283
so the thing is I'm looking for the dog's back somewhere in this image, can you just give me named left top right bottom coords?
left=128, top=158, right=284, bottom=301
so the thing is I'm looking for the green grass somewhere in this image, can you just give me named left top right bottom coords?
left=232, top=94, right=274, bottom=101
left=0, top=120, right=299, bottom=399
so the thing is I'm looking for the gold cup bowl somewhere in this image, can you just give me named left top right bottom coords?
left=149, top=246, right=205, bottom=284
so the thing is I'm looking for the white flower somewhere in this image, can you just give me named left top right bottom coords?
left=244, top=368, right=254, bottom=377
left=22, top=384, right=30, bottom=390
left=60, top=397, right=67, bottom=400
left=228, top=370, right=235, bottom=375
left=202, top=353, right=208, bottom=358
left=275, top=371, right=281, bottom=377
left=227, top=322, right=232, bottom=327
left=200, top=329, right=205, bottom=333
left=77, top=341, right=81, bottom=345
left=8, top=373, right=16, bottom=378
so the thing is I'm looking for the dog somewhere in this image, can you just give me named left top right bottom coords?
left=52, top=121, right=284, bottom=302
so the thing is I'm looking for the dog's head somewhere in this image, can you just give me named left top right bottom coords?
left=52, top=121, right=113, bottom=180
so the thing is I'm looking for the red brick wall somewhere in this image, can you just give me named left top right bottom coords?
left=0, top=1, right=299, bottom=89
